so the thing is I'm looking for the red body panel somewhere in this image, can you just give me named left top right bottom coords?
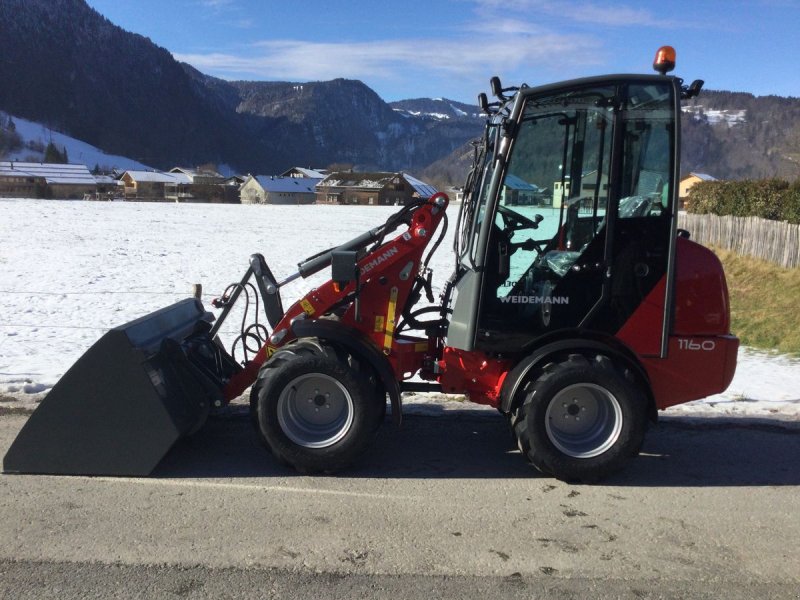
left=615, top=277, right=667, bottom=357
left=437, top=347, right=512, bottom=407
left=672, top=237, right=731, bottom=335
left=618, top=236, right=738, bottom=408
left=643, top=335, right=738, bottom=409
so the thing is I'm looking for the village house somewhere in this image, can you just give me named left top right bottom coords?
left=167, top=167, right=229, bottom=202
left=501, top=174, right=541, bottom=206
left=316, top=172, right=437, bottom=206
left=281, top=167, right=328, bottom=179
left=679, top=173, right=717, bottom=209
left=118, top=170, right=178, bottom=201
left=239, top=175, right=321, bottom=205
left=552, top=170, right=611, bottom=208
left=0, top=161, right=96, bottom=199
left=93, top=175, right=124, bottom=199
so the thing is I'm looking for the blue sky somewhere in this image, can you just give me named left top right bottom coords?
left=84, top=0, right=800, bottom=103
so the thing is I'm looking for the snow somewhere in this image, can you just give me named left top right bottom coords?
left=0, top=198, right=797, bottom=425
left=449, top=103, right=468, bottom=117
left=2, top=113, right=153, bottom=172
left=683, top=106, right=747, bottom=127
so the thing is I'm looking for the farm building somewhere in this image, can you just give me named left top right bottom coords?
left=0, top=161, right=96, bottom=199
left=239, top=175, right=321, bottom=205
left=119, top=170, right=178, bottom=201
left=316, top=172, right=437, bottom=206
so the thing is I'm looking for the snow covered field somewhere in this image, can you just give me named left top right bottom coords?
left=1, top=198, right=798, bottom=422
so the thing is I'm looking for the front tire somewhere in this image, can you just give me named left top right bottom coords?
left=513, top=354, right=647, bottom=483
left=254, top=351, right=379, bottom=474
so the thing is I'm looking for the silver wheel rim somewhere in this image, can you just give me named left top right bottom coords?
left=277, top=373, right=354, bottom=448
left=544, top=383, right=623, bottom=458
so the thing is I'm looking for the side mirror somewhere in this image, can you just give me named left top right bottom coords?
left=478, top=93, right=489, bottom=113
left=490, top=76, right=504, bottom=100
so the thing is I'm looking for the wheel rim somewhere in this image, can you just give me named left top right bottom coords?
left=277, top=373, right=354, bottom=448
left=544, top=383, right=623, bottom=458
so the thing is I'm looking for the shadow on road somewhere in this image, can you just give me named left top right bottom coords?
left=152, top=409, right=800, bottom=487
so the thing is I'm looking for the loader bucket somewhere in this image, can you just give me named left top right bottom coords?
left=3, top=298, right=231, bottom=476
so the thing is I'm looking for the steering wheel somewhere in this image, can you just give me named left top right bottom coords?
left=497, top=204, right=542, bottom=232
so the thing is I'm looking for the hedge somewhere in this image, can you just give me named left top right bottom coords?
left=687, top=179, right=800, bottom=225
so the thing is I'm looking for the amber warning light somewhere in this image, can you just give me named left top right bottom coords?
left=653, top=46, right=676, bottom=75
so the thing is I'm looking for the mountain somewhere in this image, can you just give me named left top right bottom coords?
left=419, top=91, right=800, bottom=189
left=0, top=0, right=479, bottom=174
left=0, top=0, right=798, bottom=182
left=681, top=90, right=800, bottom=180
left=0, top=0, right=251, bottom=170
left=389, top=98, right=484, bottom=121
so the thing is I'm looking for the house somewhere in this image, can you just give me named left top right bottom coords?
left=316, top=172, right=437, bottom=206
left=0, top=161, right=96, bottom=199
left=93, top=175, right=124, bottom=200
left=169, top=167, right=224, bottom=185
left=167, top=167, right=226, bottom=202
left=239, top=175, right=321, bottom=205
left=501, top=174, right=541, bottom=206
left=119, top=170, right=178, bottom=201
left=281, top=167, right=328, bottom=179
left=446, top=186, right=465, bottom=203
left=222, top=175, right=246, bottom=203
left=552, top=170, right=611, bottom=208
left=679, top=173, right=717, bottom=208
left=164, top=170, right=193, bottom=202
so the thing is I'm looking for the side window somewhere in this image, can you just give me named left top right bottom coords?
left=617, top=85, right=674, bottom=219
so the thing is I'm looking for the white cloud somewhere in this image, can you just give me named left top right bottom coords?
left=175, top=31, right=602, bottom=85
left=200, top=0, right=234, bottom=7
left=476, top=0, right=669, bottom=28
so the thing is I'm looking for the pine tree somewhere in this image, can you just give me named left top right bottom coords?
left=43, top=142, right=68, bottom=163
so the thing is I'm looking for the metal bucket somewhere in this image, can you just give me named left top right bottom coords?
left=3, top=298, right=234, bottom=476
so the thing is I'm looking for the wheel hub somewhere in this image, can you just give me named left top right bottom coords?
left=277, top=373, right=354, bottom=449
left=544, top=383, right=623, bottom=459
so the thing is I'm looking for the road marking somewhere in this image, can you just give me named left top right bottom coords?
left=88, top=477, right=410, bottom=500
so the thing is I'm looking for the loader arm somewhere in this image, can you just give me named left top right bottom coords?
left=222, top=193, right=451, bottom=401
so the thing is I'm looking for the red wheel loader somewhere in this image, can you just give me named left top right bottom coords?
left=4, top=48, right=738, bottom=482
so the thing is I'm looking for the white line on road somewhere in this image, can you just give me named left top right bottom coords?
left=87, top=476, right=412, bottom=500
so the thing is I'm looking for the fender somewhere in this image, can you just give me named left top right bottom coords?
left=291, top=319, right=403, bottom=425
left=500, top=332, right=655, bottom=420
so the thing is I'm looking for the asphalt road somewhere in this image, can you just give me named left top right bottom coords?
left=1, top=409, right=798, bottom=599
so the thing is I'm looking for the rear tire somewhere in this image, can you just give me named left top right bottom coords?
left=253, top=348, right=379, bottom=474
left=513, top=354, right=647, bottom=483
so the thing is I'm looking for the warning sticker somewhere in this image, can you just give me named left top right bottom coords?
left=300, top=299, right=315, bottom=315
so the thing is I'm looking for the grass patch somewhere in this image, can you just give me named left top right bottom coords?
left=714, top=248, right=800, bottom=355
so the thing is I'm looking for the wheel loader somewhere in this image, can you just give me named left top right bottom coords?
left=4, top=47, right=738, bottom=482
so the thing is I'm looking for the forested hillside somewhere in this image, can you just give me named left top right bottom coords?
left=1, top=0, right=798, bottom=182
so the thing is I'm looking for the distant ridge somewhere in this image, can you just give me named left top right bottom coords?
left=0, top=0, right=798, bottom=183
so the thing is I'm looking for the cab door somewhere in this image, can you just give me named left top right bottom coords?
left=475, top=80, right=677, bottom=356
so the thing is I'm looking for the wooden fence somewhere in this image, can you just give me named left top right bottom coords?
left=678, top=213, right=800, bottom=269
